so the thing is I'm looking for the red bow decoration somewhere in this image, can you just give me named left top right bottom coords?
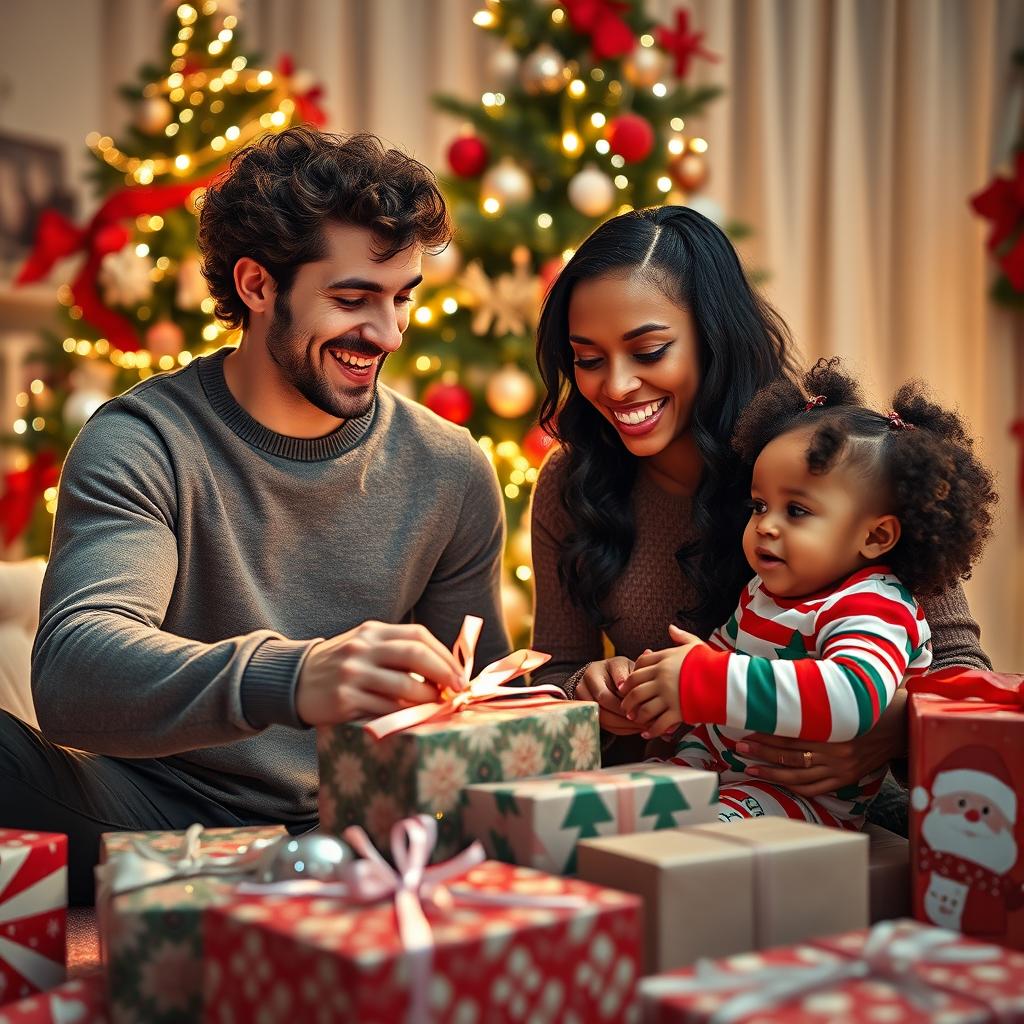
left=1011, top=418, right=1024, bottom=503
left=562, top=0, right=635, bottom=61
left=277, top=55, right=327, bottom=128
left=906, top=667, right=1024, bottom=709
left=0, top=451, right=59, bottom=546
left=656, top=7, right=720, bottom=78
left=970, top=151, right=1024, bottom=292
left=16, top=178, right=211, bottom=351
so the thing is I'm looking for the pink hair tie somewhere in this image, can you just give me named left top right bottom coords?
left=887, top=411, right=914, bottom=431
left=803, top=395, right=826, bottom=412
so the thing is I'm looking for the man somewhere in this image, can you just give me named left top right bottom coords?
left=1, top=127, right=509, bottom=903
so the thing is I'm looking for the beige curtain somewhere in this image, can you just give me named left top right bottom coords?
left=103, top=0, right=1024, bottom=667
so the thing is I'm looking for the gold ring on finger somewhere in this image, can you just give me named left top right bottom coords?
left=802, top=750, right=813, bottom=769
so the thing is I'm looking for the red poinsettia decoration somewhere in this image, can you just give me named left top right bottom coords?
left=277, top=55, right=328, bottom=128
left=0, top=451, right=58, bottom=546
left=971, top=150, right=1024, bottom=292
left=562, top=0, right=635, bottom=61
left=656, top=7, right=720, bottom=78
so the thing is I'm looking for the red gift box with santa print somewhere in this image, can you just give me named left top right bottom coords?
left=909, top=670, right=1024, bottom=947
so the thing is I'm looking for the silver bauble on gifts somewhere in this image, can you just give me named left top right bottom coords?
left=255, top=832, right=354, bottom=883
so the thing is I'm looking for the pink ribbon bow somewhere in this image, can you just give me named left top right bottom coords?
left=365, top=615, right=560, bottom=740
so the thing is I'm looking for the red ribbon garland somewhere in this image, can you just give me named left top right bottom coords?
left=656, top=7, right=720, bottom=79
left=562, top=0, right=635, bottom=61
left=16, top=177, right=213, bottom=351
left=0, top=451, right=59, bottom=546
left=906, top=667, right=1024, bottom=710
left=970, top=150, right=1024, bottom=292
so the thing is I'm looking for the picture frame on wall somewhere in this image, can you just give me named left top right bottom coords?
left=0, top=131, right=75, bottom=281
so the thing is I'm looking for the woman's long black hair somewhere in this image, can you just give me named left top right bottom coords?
left=536, top=205, right=797, bottom=634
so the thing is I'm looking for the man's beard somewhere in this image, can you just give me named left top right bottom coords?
left=922, top=807, right=1019, bottom=875
left=265, top=290, right=386, bottom=423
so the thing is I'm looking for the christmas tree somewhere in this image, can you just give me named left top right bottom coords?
left=383, top=0, right=725, bottom=640
left=5, top=1, right=325, bottom=555
left=559, top=783, right=614, bottom=872
left=637, top=772, right=692, bottom=828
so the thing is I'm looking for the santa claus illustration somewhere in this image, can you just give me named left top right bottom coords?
left=912, top=746, right=1024, bottom=936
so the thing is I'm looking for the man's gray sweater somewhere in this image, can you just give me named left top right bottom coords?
left=31, top=347, right=509, bottom=824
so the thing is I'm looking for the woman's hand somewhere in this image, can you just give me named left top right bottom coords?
left=575, top=657, right=644, bottom=735
left=736, top=688, right=909, bottom=797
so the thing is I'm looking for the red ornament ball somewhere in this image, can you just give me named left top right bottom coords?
left=523, top=423, right=558, bottom=467
left=447, top=135, right=489, bottom=179
left=423, top=381, right=473, bottom=425
left=539, top=256, right=564, bottom=296
left=606, top=113, right=655, bottom=163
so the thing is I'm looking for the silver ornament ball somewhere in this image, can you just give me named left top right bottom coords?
left=256, top=833, right=355, bottom=883
left=481, top=159, right=534, bottom=208
left=567, top=165, right=616, bottom=218
left=488, top=45, right=521, bottom=88
left=520, top=43, right=568, bottom=95
left=623, top=46, right=668, bottom=89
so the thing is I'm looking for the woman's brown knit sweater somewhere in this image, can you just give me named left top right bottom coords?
left=530, top=448, right=991, bottom=696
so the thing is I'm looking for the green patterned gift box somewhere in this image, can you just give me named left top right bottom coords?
left=317, top=701, right=600, bottom=862
left=463, top=762, right=720, bottom=875
left=97, top=824, right=285, bottom=1024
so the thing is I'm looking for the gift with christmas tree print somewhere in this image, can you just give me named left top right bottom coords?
left=463, top=762, right=718, bottom=875
left=578, top=817, right=868, bottom=973
left=96, top=824, right=285, bottom=1024
left=317, top=615, right=600, bottom=862
left=907, top=668, right=1024, bottom=949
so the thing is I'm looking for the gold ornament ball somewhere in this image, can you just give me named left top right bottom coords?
left=145, top=320, right=185, bottom=361
left=488, top=44, right=521, bottom=87
left=623, top=46, right=667, bottom=88
left=670, top=151, right=709, bottom=192
left=520, top=43, right=568, bottom=95
left=481, top=159, right=534, bottom=208
left=135, top=96, right=173, bottom=135
left=421, top=243, right=462, bottom=286
left=486, top=364, right=537, bottom=419
left=508, top=524, right=533, bottom=567
left=501, top=578, right=532, bottom=641
left=567, top=165, right=616, bottom=218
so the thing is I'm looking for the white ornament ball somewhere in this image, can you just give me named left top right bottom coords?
left=520, top=43, right=568, bottom=95
left=64, top=388, right=109, bottom=429
left=486, top=364, right=537, bottom=419
left=481, top=159, right=533, bottom=209
left=135, top=96, right=173, bottom=135
left=685, top=195, right=725, bottom=226
left=421, top=243, right=462, bottom=286
left=623, top=46, right=667, bottom=89
left=98, top=247, right=154, bottom=307
left=176, top=255, right=210, bottom=311
left=567, top=165, right=616, bottom=218
left=488, top=44, right=521, bottom=88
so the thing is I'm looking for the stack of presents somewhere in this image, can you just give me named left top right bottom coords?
left=3, top=626, right=1024, bottom=1022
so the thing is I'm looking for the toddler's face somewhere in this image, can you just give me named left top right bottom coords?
left=742, top=427, right=889, bottom=598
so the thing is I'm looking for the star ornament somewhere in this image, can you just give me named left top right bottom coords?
left=656, top=7, right=721, bottom=79
left=458, top=259, right=540, bottom=338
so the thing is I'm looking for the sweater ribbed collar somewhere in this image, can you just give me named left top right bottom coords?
left=197, top=347, right=377, bottom=462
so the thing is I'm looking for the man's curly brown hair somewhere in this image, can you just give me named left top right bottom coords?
left=731, top=358, right=997, bottom=597
left=196, top=126, right=451, bottom=330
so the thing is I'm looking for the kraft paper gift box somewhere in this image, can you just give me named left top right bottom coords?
left=0, top=975, right=108, bottom=1023
left=907, top=669, right=1024, bottom=948
left=96, top=824, right=286, bottom=1024
left=866, top=822, right=911, bottom=923
left=639, top=918, right=1024, bottom=1023
left=201, top=816, right=642, bottom=1024
left=463, top=762, right=719, bottom=875
left=577, top=816, right=868, bottom=973
left=0, top=829, right=67, bottom=1003
left=318, top=615, right=600, bottom=863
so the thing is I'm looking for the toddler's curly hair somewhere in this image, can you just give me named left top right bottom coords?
left=731, top=358, right=997, bottom=597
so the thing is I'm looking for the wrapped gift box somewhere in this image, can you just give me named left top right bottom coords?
left=463, top=762, right=719, bottom=875
left=866, top=823, right=911, bottom=923
left=0, top=829, right=66, bottom=1003
left=203, top=859, right=641, bottom=1024
left=0, top=975, right=107, bottom=1023
left=640, top=918, right=1024, bottom=1023
left=318, top=701, right=600, bottom=863
left=577, top=817, right=868, bottom=973
left=908, top=671, right=1024, bottom=948
left=97, top=825, right=285, bottom=1024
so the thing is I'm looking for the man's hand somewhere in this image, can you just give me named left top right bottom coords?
left=295, top=621, right=464, bottom=726
left=619, top=625, right=706, bottom=738
left=574, top=657, right=643, bottom=735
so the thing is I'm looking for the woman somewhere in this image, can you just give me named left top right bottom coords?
left=530, top=205, right=990, bottom=831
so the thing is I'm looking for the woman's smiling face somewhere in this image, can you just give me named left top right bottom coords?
left=567, top=272, right=701, bottom=458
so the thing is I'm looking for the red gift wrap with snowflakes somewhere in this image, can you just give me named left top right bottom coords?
left=0, top=975, right=107, bottom=1023
left=0, top=830, right=66, bottom=1005
left=202, top=860, right=641, bottom=1024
